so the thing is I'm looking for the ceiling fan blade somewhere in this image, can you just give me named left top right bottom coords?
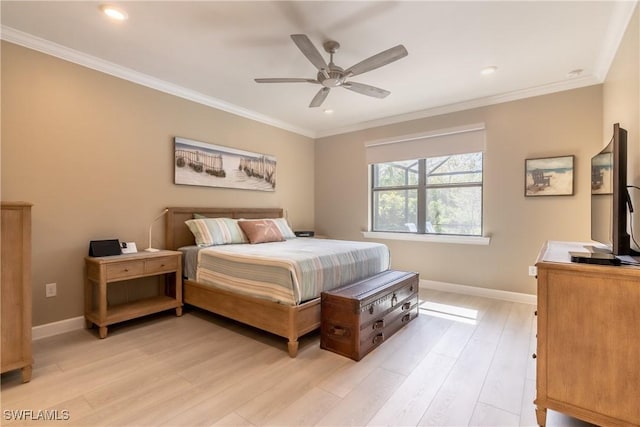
left=342, top=82, right=390, bottom=98
left=345, top=44, right=408, bottom=77
left=291, top=34, right=328, bottom=71
left=309, top=87, right=330, bottom=108
left=255, top=78, right=319, bottom=84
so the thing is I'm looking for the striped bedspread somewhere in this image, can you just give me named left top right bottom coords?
left=196, top=238, right=390, bottom=305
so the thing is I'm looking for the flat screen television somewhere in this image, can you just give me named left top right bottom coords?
left=590, top=123, right=632, bottom=256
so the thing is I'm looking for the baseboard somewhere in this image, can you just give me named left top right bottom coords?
left=32, top=316, right=85, bottom=340
left=420, top=279, right=536, bottom=305
left=31, top=281, right=534, bottom=340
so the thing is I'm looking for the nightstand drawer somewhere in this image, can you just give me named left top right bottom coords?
left=106, top=260, right=144, bottom=280
left=144, top=256, right=178, bottom=274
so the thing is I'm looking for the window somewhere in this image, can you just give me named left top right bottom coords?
left=366, top=124, right=485, bottom=237
left=371, top=153, right=483, bottom=235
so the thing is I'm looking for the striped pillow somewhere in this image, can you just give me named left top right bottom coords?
left=271, top=217, right=296, bottom=239
left=185, top=218, right=247, bottom=246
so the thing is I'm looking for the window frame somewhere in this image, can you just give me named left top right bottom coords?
left=370, top=152, right=484, bottom=237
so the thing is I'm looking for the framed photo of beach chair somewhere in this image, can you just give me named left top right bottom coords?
left=174, top=137, right=276, bottom=191
left=525, top=155, right=574, bottom=197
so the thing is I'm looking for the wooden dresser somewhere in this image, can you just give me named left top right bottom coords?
left=534, top=241, right=640, bottom=426
left=1, top=202, right=33, bottom=382
left=320, top=270, right=419, bottom=361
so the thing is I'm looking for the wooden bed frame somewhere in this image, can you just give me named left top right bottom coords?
left=165, top=207, right=321, bottom=357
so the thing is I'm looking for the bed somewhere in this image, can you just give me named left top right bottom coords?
left=165, top=207, right=389, bottom=357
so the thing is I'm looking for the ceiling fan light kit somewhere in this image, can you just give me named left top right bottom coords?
left=255, top=34, right=408, bottom=108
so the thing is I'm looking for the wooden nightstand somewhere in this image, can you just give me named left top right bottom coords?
left=84, top=250, right=183, bottom=338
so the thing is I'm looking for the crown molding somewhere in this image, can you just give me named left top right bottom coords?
left=3, top=0, right=633, bottom=142
left=593, top=0, right=638, bottom=81
left=315, top=75, right=601, bottom=138
left=0, top=25, right=316, bottom=139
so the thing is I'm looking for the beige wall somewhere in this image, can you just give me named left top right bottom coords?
left=3, top=7, right=637, bottom=326
left=315, top=86, right=603, bottom=295
left=603, top=4, right=639, bottom=249
left=1, top=42, right=315, bottom=326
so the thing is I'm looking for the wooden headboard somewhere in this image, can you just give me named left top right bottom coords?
left=165, top=207, right=284, bottom=250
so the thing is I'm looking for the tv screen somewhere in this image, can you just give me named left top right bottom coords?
left=591, top=145, right=613, bottom=247
left=590, top=123, right=630, bottom=256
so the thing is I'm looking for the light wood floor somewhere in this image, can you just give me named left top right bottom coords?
left=1, top=289, right=595, bottom=427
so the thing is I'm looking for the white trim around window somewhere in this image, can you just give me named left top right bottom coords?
left=362, top=231, right=491, bottom=245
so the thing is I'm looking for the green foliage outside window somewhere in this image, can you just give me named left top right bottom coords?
left=372, top=153, right=483, bottom=236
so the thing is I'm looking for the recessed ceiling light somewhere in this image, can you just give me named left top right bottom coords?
left=100, top=4, right=128, bottom=21
left=323, top=109, right=334, bottom=114
left=567, top=69, right=583, bottom=78
left=481, top=66, right=497, bottom=75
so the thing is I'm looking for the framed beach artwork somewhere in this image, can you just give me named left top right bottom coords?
left=174, top=137, right=276, bottom=191
left=524, top=155, right=574, bottom=197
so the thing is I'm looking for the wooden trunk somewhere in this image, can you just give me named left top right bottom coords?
left=320, top=270, right=419, bottom=361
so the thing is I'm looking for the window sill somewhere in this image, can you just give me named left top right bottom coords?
left=362, top=231, right=491, bottom=245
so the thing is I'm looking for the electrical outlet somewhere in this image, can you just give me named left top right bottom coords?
left=528, top=266, right=537, bottom=277
left=45, top=282, right=57, bottom=298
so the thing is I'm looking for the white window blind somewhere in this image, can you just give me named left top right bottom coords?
left=365, top=123, right=486, bottom=164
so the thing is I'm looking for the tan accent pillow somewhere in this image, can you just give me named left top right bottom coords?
left=238, top=219, right=285, bottom=244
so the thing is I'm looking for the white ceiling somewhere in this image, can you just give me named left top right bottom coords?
left=1, top=1, right=637, bottom=138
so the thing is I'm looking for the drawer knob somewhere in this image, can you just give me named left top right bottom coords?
left=532, top=353, right=537, bottom=359
left=402, top=314, right=411, bottom=323
left=534, top=310, right=537, bottom=316
left=373, top=320, right=384, bottom=330
left=369, top=306, right=374, bottom=315
left=372, top=333, right=384, bottom=345
left=402, top=302, right=411, bottom=311
left=160, top=264, right=165, bottom=267
left=124, top=268, right=129, bottom=272
left=391, top=293, right=397, bottom=306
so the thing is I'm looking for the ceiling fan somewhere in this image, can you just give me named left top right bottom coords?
left=255, top=34, right=408, bottom=108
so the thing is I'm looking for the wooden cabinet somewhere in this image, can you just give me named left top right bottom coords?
left=85, top=250, right=183, bottom=338
left=1, top=202, right=33, bottom=383
left=535, top=241, right=640, bottom=427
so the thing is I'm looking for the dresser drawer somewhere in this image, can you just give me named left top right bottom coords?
left=360, top=294, right=418, bottom=337
left=106, top=261, right=144, bottom=280
left=144, top=256, right=178, bottom=274
left=359, top=295, right=419, bottom=355
left=360, top=279, right=417, bottom=324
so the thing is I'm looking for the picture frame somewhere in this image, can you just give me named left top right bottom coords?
left=174, top=137, right=276, bottom=191
left=525, top=155, right=574, bottom=197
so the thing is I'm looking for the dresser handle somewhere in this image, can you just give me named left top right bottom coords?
left=373, top=320, right=384, bottom=330
left=391, top=293, right=397, bottom=306
left=124, top=268, right=129, bottom=272
left=402, top=302, right=411, bottom=311
left=534, top=310, right=537, bottom=316
left=330, top=326, right=349, bottom=337
left=402, top=314, right=411, bottom=323
left=369, top=306, right=374, bottom=315
left=532, top=353, right=537, bottom=359
left=372, top=334, right=384, bottom=345
left=160, top=264, right=165, bottom=267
